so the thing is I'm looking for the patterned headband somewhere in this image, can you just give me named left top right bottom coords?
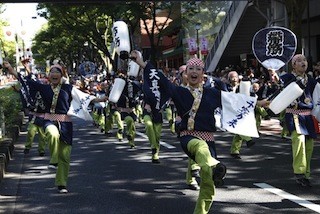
left=50, top=64, right=63, bottom=73
left=186, top=58, right=204, bottom=68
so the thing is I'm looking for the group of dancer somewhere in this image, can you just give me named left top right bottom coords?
left=3, top=51, right=318, bottom=214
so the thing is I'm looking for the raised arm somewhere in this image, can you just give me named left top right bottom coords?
left=3, top=60, right=18, bottom=78
left=130, top=50, right=146, bottom=69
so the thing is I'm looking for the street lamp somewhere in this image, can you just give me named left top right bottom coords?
left=195, top=23, right=201, bottom=58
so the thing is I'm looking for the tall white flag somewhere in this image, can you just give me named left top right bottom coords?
left=67, top=87, right=96, bottom=121
left=221, top=91, right=259, bottom=137
left=312, top=82, right=320, bottom=122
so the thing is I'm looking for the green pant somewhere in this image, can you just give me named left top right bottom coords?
left=115, top=111, right=124, bottom=140
left=291, top=130, right=314, bottom=178
left=134, top=104, right=143, bottom=123
left=105, top=110, right=123, bottom=140
left=45, top=124, right=72, bottom=187
left=165, top=107, right=175, bottom=133
left=230, top=134, right=252, bottom=154
left=279, top=110, right=289, bottom=137
left=255, top=106, right=268, bottom=129
left=102, top=105, right=111, bottom=132
left=186, top=158, right=200, bottom=185
left=124, top=115, right=136, bottom=147
left=143, top=114, right=162, bottom=160
left=187, top=138, right=220, bottom=214
left=25, top=122, right=46, bottom=153
left=92, top=109, right=105, bottom=129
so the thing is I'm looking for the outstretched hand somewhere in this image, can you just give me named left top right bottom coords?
left=3, top=60, right=17, bottom=77
left=21, top=58, right=30, bottom=67
left=130, top=50, right=146, bottom=69
left=2, top=60, right=11, bottom=69
left=257, top=99, right=270, bottom=108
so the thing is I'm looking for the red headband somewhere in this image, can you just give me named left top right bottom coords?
left=186, top=58, right=204, bottom=68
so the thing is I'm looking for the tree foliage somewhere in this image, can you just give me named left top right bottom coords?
left=283, top=0, right=308, bottom=53
left=33, top=3, right=115, bottom=71
left=2, top=1, right=309, bottom=73
left=0, top=4, right=18, bottom=66
left=31, top=2, right=182, bottom=72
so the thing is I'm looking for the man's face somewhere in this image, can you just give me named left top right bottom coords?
left=229, top=73, right=239, bottom=85
left=186, top=65, right=204, bottom=87
left=252, top=84, right=259, bottom=93
left=293, top=55, right=308, bottom=75
left=48, top=69, right=62, bottom=85
left=268, top=69, right=277, bottom=82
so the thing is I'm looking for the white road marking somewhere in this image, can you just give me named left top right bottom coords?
left=135, top=131, right=176, bottom=149
left=254, top=183, right=320, bottom=213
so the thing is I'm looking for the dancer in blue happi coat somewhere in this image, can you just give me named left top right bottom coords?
left=4, top=61, right=106, bottom=194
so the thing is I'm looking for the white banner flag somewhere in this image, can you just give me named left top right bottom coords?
left=312, top=82, right=320, bottom=122
left=221, top=91, right=259, bottom=137
left=67, top=87, right=96, bottom=121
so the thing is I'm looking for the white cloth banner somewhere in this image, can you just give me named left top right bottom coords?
left=221, top=91, right=259, bottom=137
left=214, top=107, right=226, bottom=131
left=312, top=82, right=320, bottom=122
left=67, top=87, right=96, bottom=121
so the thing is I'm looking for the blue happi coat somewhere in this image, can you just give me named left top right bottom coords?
left=281, top=73, right=318, bottom=139
left=143, top=62, right=222, bottom=133
left=18, top=73, right=74, bottom=145
left=116, top=79, right=142, bottom=120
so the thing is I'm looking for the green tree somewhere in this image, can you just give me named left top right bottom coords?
left=0, top=4, right=18, bottom=67
left=32, top=2, right=183, bottom=71
left=284, top=0, right=308, bottom=53
left=33, top=3, right=116, bottom=72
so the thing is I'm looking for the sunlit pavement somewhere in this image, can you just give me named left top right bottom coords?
left=0, top=116, right=319, bottom=214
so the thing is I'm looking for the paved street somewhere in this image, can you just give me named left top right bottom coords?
left=0, top=116, right=320, bottom=214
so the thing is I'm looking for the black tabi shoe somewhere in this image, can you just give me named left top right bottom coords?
left=58, top=186, right=68, bottom=194
left=212, top=163, right=227, bottom=187
left=296, top=177, right=312, bottom=187
left=191, top=169, right=200, bottom=179
left=230, top=153, right=241, bottom=159
left=188, top=183, right=200, bottom=190
left=130, top=144, right=136, bottom=149
left=152, top=159, right=160, bottom=164
left=48, top=163, right=58, bottom=170
left=246, top=140, right=256, bottom=148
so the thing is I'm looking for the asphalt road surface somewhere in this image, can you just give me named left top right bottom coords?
left=1, top=117, right=320, bottom=214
